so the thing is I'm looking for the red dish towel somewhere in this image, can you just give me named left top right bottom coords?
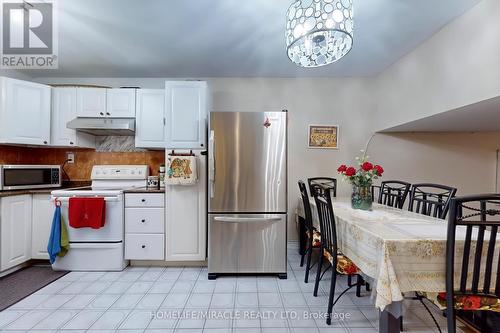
left=69, top=197, right=106, bottom=229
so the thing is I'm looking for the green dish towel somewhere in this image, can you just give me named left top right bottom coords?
left=58, top=215, right=69, bottom=258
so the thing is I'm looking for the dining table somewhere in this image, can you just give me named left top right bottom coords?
left=296, top=196, right=499, bottom=333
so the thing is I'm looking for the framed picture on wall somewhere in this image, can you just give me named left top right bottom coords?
left=308, top=125, right=339, bottom=149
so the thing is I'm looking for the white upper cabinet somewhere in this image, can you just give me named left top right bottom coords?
left=51, top=87, right=94, bottom=148
left=0, top=195, right=33, bottom=271
left=165, top=81, right=207, bottom=149
left=106, top=88, right=136, bottom=118
left=135, top=89, right=166, bottom=148
left=76, top=88, right=135, bottom=118
left=76, top=87, right=107, bottom=118
left=0, top=77, right=51, bottom=145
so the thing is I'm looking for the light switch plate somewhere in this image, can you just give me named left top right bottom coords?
left=66, top=152, right=75, bottom=164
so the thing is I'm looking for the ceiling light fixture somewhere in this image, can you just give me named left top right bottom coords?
left=285, top=0, right=354, bottom=68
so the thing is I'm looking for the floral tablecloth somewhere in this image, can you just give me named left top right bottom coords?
left=297, top=197, right=499, bottom=311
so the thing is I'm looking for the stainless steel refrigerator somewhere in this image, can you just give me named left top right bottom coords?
left=208, top=111, right=287, bottom=279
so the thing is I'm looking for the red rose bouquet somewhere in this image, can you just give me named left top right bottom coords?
left=337, top=153, right=383, bottom=187
left=337, top=152, right=383, bottom=210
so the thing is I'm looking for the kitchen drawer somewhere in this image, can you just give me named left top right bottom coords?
left=125, top=234, right=164, bottom=260
left=125, top=193, right=164, bottom=207
left=125, top=208, right=164, bottom=233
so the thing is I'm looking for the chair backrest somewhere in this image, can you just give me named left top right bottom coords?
left=378, top=180, right=411, bottom=209
left=298, top=180, right=314, bottom=233
left=312, top=184, right=337, bottom=261
left=371, top=184, right=381, bottom=203
left=445, top=195, right=500, bottom=332
left=307, top=177, right=337, bottom=198
left=408, top=183, right=457, bottom=219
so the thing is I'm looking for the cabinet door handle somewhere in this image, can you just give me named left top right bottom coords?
left=141, top=245, right=146, bottom=249
left=106, top=112, right=111, bottom=116
left=43, top=141, right=48, bottom=144
left=99, top=112, right=104, bottom=116
left=141, top=199, right=146, bottom=202
left=141, top=219, right=146, bottom=223
left=70, top=141, right=74, bottom=145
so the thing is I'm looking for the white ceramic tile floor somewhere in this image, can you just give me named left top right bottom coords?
left=0, top=243, right=471, bottom=333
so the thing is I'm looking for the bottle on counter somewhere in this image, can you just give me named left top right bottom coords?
left=159, top=164, right=166, bottom=188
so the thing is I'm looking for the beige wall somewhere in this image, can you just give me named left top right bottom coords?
left=369, top=132, right=500, bottom=195
left=373, top=0, right=500, bottom=131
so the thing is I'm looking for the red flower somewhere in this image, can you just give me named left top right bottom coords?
left=344, top=264, right=358, bottom=275
left=345, top=167, right=356, bottom=177
left=374, top=165, right=384, bottom=176
left=337, top=165, right=347, bottom=173
left=461, top=296, right=482, bottom=310
left=361, top=162, right=373, bottom=171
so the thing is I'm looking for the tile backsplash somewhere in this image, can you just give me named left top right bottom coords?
left=0, top=145, right=164, bottom=181
left=95, top=136, right=142, bottom=152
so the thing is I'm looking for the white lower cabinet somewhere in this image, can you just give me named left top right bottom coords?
left=125, top=234, right=164, bottom=260
left=165, top=150, right=207, bottom=261
left=125, top=208, right=164, bottom=233
left=124, top=193, right=165, bottom=260
left=0, top=195, right=33, bottom=271
left=31, top=194, right=53, bottom=260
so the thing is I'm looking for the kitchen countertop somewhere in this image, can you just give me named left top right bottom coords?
left=0, top=181, right=91, bottom=198
left=123, top=186, right=165, bottom=194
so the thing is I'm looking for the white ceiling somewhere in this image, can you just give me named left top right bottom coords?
left=27, top=0, right=481, bottom=78
left=382, top=96, right=500, bottom=132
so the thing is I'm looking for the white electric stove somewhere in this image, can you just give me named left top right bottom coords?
left=51, top=165, right=149, bottom=271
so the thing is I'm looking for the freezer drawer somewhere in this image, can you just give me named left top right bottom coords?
left=208, top=213, right=287, bottom=275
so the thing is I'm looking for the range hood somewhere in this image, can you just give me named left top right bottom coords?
left=67, top=118, right=135, bottom=136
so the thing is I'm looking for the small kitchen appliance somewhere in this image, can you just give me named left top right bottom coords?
left=0, top=165, right=61, bottom=191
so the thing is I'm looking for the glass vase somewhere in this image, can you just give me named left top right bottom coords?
left=351, top=185, right=373, bottom=210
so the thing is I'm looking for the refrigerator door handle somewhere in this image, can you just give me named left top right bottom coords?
left=209, top=130, right=215, bottom=198
left=213, top=216, right=282, bottom=223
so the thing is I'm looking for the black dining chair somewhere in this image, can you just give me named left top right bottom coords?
left=378, top=180, right=411, bottom=209
left=445, top=194, right=500, bottom=333
left=408, top=183, right=457, bottom=219
left=308, top=177, right=337, bottom=198
left=298, top=180, right=321, bottom=283
left=371, top=184, right=381, bottom=203
left=311, top=185, right=365, bottom=325
left=402, top=183, right=457, bottom=331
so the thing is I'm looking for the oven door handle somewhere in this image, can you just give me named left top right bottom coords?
left=52, top=197, right=120, bottom=202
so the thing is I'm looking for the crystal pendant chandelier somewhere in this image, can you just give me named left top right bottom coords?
left=285, top=0, right=354, bottom=68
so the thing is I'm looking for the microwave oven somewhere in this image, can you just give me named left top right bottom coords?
left=0, top=165, right=61, bottom=191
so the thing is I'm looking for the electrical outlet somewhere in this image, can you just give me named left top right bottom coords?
left=66, top=152, right=75, bottom=164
